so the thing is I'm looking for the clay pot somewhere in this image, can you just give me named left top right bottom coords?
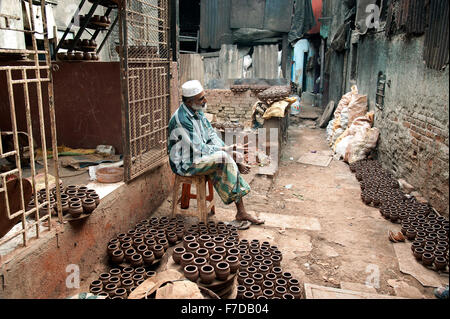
left=124, top=248, right=136, bottom=263
left=122, top=279, right=134, bottom=293
left=194, top=257, right=207, bottom=269
left=283, top=293, right=295, bottom=300
left=143, top=250, right=155, bottom=266
left=146, top=239, right=157, bottom=250
left=213, top=246, right=227, bottom=258
left=184, top=265, right=199, bottom=282
left=413, top=247, right=424, bottom=260
left=243, top=291, right=255, bottom=300
left=236, top=285, right=246, bottom=299
left=237, top=271, right=249, bottom=285
left=114, top=288, right=127, bottom=299
left=422, top=252, right=435, bottom=266
left=272, top=267, right=283, bottom=276
left=250, top=285, right=262, bottom=298
left=183, top=235, right=196, bottom=249
left=121, top=242, right=132, bottom=251
left=133, top=274, right=145, bottom=284
left=130, top=254, right=143, bottom=267
left=187, top=241, right=200, bottom=254
left=252, top=261, right=261, bottom=269
left=172, top=247, right=186, bottom=264
left=275, top=286, right=287, bottom=298
left=104, top=283, right=118, bottom=297
left=76, top=192, right=86, bottom=200
left=239, top=260, right=249, bottom=272
left=153, top=244, right=165, bottom=259
left=263, top=259, right=273, bottom=268
left=82, top=198, right=96, bottom=214
left=195, top=248, right=209, bottom=260
left=180, top=252, right=195, bottom=269
left=67, top=52, right=76, bottom=60
left=90, top=286, right=102, bottom=295
left=107, top=243, right=120, bottom=257
left=406, top=228, right=417, bottom=241
left=81, top=39, right=90, bottom=47
left=252, top=273, right=264, bottom=286
left=167, top=232, right=178, bottom=245
left=136, top=244, right=148, bottom=255
left=289, top=285, right=302, bottom=299
left=259, top=265, right=270, bottom=276
left=215, top=262, right=230, bottom=281
left=198, top=235, right=211, bottom=247
left=175, top=228, right=185, bottom=241
left=88, top=193, right=100, bottom=206
left=99, top=273, right=111, bottom=285
left=200, top=265, right=215, bottom=285
left=109, top=276, right=121, bottom=287
left=270, top=255, right=281, bottom=267
left=213, top=236, right=225, bottom=246
left=69, top=202, right=83, bottom=218
left=90, top=280, right=103, bottom=291
left=109, top=268, right=121, bottom=276
left=226, top=255, right=239, bottom=274
left=263, top=289, right=275, bottom=299
left=434, top=257, right=447, bottom=271
left=159, top=238, right=169, bottom=251
left=209, top=254, right=223, bottom=268
left=121, top=273, right=132, bottom=282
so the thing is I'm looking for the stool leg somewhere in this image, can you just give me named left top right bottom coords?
left=206, top=178, right=214, bottom=202
left=196, top=178, right=207, bottom=223
left=181, top=183, right=191, bottom=209
left=171, top=178, right=180, bottom=218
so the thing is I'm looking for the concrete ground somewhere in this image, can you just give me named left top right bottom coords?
left=153, top=117, right=448, bottom=299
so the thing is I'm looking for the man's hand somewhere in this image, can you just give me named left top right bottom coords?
left=223, top=143, right=249, bottom=153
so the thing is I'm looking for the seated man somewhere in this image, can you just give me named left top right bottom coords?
left=168, top=80, right=264, bottom=226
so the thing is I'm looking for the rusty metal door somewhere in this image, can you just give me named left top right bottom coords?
left=118, top=0, right=171, bottom=182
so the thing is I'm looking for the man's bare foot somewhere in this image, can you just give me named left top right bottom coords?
left=236, top=211, right=265, bottom=225
left=237, top=163, right=251, bottom=175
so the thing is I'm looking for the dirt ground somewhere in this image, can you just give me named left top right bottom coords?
left=152, top=117, right=448, bottom=299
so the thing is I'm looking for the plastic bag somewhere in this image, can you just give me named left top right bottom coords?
left=335, top=135, right=354, bottom=160
left=289, top=95, right=301, bottom=115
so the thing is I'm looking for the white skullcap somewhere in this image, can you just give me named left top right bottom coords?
left=182, top=80, right=204, bottom=97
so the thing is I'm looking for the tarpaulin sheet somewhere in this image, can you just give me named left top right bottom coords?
left=288, top=0, right=316, bottom=43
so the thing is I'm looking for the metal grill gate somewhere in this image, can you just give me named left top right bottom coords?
left=0, top=0, right=62, bottom=249
left=118, top=0, right=171, bottom=181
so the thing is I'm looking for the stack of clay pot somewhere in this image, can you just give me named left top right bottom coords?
left=257, top=86, right=290, bottom=105
left=172, top=221, right=240, bottom=286
left=350, top=159, right=449, bottom=272
left=89, top=267, right=156, bottom=299
left=235, top=239, right=302, bottom=300
left=107, top=216, right=186, bottom=268
left=26, top=184, right=99, bottom=219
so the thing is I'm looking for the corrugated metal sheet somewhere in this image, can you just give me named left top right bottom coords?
left=179, top=54, right=205, bottom=87
left=386, top=0, right=427, bottom=36
left=219, top=44, right=244, bottom=80
left=199, top=0, right=232, bottom=50
left=424, top=0, right=449, bottom=70
left=263, top=0, right=294, bottom=32
left=230, top=0, right=266, bottom=29
left=252, top=44, right=279, bottom=79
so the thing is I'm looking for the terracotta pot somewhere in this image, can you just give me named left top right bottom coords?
left=90, top=280, right=103, bottom=291
left=153, top=244, right=165, bottom=259
left=121, top=273, right=132, bottom=282
left=184, top=265, right=199, bottom=282
left=252, top=273, right=264, bottom=286
left=175, top=228, right=185, bottom=241
left=187, top=241, right=200, bottom=254
left=88, top=193, right=100, bottom=206
left=215, top=262, right=230, bottom=281
left=243, top=291, right=255, bottom=300
left=195, top=248, right=209, bottom=260
left=114, top=288, right=127, bottom=299
left=422, top=252, right=435, bottom=266
left=146, top=271, right=156, bottom=279
left=263, top=289, right=275, bottom=299
left=130, top=254, right=143, bottom=267
left=111, top=250, right=124, bottom=264
left=99, top=273, right=111, bottom=285
left=124, top=248, right=136, bottom=263
left=288, top=278, right=300, bottom=288
left=200, top=265, right=215, bottom=285
left=272, top=267, right=283, bottom=277
left=82, top=198, right=96, bottom=214
left=237, top=271, right=249, bottom=285
left=142, top=250, right=155, bottom=266
left=122, top=279, right=134, bottom=294
left=194, top=257, right=207, bottom=269
left=109, top=276, right=121, bottom=287
left=289, top=285, right=302, bottom=299
left=213, top=236, right=225, bottom=246
left=89, top=286, right=102, bottom=295
left=105, top=283, right=118, bottom=297
left=252, top=261, right=261, bottom=269
left=107, top=243, right=120, bottom=257
left=270, top=255, right=281, bottom=267
left=250, top=285, right=262, bottom=298
left=67, top=52, right=76, bottom=60
left=109, top=268, right=121, bottom=276
left=239, top=260, right=249, bottom=272
left=146, top=239, right=157, bottom=251
left=172, top=247, right=186, bottom=264
left=213, top=246, right=226, bottom=258
left=434, top=257, right=447, bottom=271
left=275, top=286, right=287, bottom=298
left=123, top=267, right=134, bottom=275
left=121, top=242, right=132, bottom=251
left=243, top=278, right=255, bottom=289
left=159, top=239, right=169, bottom=251
left=259, top=265, right=270, bottom=276
left=132, top=274, right=145, bottom=284
left=180, top=252, right=195, bottom=269
left=263, top=259, right=273, bottom=269
left=413, top=247, right=424, bottom=260
left=226, top=255, right=239, bottom=274
left=183, top=235, right=196, bottom=249
left=167, top=232, right=178, bottom=245
left=209, top=254, right=223, bottom=269
left=198, top=235, right=211, bottom=247
left=236, top=285, right=247, bottom=299
left=69, top=202, right=83, bottom=218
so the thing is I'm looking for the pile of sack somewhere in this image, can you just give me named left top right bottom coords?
left=326, top=85, right=380, bottom=164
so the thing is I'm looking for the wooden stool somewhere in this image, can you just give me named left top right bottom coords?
left=171, top=174, right=215, bottom=223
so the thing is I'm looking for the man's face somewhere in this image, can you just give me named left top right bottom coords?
left=189, top=92, right=207, bottom=111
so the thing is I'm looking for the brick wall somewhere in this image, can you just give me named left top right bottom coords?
left=204, top=89, right=258, bottom=125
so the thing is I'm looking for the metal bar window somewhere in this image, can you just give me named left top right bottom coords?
left=0, top=0, right=61, bottom=253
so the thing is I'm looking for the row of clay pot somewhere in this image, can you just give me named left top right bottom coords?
left=57, top=51, right=100, bottom=61
left=350, top=159, right=449, bottom=273
left=89, top=267, right=156, bottom=299
left=27, top=184, right=99, bottom=218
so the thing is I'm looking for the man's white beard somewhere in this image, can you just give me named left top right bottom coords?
left=192, top=103, right=207, bottom=112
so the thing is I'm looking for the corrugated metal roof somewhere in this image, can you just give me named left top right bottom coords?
left=424, top=0, right=449, bottom=70
left=263, top=0, right=294, bottom=32
left=199, top=0, right=232, bottom=50
left=252, top=44, right=279, bottom=79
